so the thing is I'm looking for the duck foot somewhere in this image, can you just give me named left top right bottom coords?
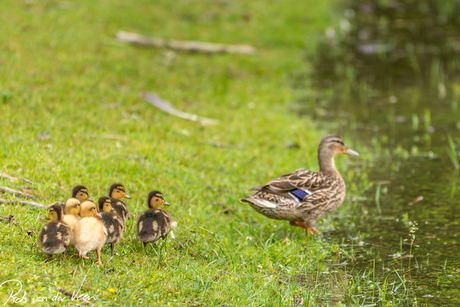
left=289, top=221, right=321, bottom=237
left=307, top=227, right=321, bottom=235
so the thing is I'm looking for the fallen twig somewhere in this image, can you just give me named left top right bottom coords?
left=0, top=186, right=36, bottom=200
left=58, top=288, right=94, bottom=305
left=408, top=196, right=424, bottom=206
left=0, top=172, right=34, bottom=185
left=0, top=199, right=50, bottom=209
left=0, top=215, right=18, bottom=225
left=0, top=173, right=18, bottom=181
left=142, top=92, right=219, bottom=125
left=116, top=31, right=256, bottom=55
left=202, top=141, right=243, bottom=148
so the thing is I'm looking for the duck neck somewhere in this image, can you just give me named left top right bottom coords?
left=318, top=148, right=340, bottom=176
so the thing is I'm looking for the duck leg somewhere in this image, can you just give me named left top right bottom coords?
left=96, top=249, right=102, bottom=266
left=111, top=243, right=115, bottom=257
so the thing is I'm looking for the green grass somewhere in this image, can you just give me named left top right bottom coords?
left=0, top=0, right=380, bottom=305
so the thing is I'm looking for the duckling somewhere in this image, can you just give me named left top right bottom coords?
left=97, top=197, right=124, bottom=257
left=39, top=204, right=71, bottom=258
left=74, top=200, right=107, bottom=265
left=108, top=183, right=131, bottom=223
left=240, top=134, right=359, bottom=236
left=72, top=185, right=93, bottom=204
left=137, top=190, right=172, bottom=247
left=62, top=198, right=81, bottom=245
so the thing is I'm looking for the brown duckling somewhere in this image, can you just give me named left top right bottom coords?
left=137, top=190, right=172, bottom=247
left=74, top=200, right=107, bottom=265
left=62, top=198, right=81, bottom=245
left=71, top=185, right=93, bottom=204
left=39, top=204, right=71, bottom=259
left=108, top=183, right=131, bottom=223
left=97, top=197, right=124, bottom=257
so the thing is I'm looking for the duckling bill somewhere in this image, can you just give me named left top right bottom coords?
left=39, top=204, right=71, bottom=258
left=240, top=135, right=359, bottom=237
left=137, top=191, right=172, bottom=247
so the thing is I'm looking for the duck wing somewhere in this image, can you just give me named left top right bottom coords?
left=250, top=168, right=332, bottom=199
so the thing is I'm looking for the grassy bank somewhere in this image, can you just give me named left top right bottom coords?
left=0, top=0, right=360, bottom=305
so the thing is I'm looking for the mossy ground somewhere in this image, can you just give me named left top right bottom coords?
left=0, top=0, right=369, bottom=305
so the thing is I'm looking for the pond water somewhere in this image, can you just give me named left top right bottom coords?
left=301, top=0, right=460, bottom=305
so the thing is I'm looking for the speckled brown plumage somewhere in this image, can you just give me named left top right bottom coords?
left=39, top=204, right=71, bottom=256
left=240, top=135, right=359, bottom=236
left=137, top=190, right=172, bottom=247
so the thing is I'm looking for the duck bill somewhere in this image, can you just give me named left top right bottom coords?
left=110, top=208, right=116, bottom=212
left=88, top=197, right=94, bottom=202
left=95, top=213, right=102, bottom=218
left=163, top=201, right=170, bottom=206
left=344, top=147, right=360, bottom=156
left=123, top=194, right=131, bottom=199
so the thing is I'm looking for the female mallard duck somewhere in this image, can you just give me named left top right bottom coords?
left=108, top=183, right=131, bottom=223
left=97, top=197, right=124, bottom=257
left=71, top=185, right=92, bottom=204
left=240, top=135, right=359, bottom=236
left=74, top=200, right=107, bottom=265
left=137, top=191, right=171, bottom=247
left=39, top=204, right=71, bottom=258
left=62, top=198, right=81, bottom=245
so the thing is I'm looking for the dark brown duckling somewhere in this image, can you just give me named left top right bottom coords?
left=137, top=190, right=172, bottom=247
left=108, top=183, right=131, bottom=223
left=97, top=197, right=124, bottom=257
left=39, top=204, right=71, bottom=259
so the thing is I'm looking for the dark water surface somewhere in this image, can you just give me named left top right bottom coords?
left=301, top=0, right=460, bottom=305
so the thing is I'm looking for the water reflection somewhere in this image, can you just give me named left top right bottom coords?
left=302, top=0, right=460, bottom=305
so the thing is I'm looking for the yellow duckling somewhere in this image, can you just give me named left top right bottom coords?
left=74, top=200, right=107, bottom=265
left=108, top=183, right=131, bottom=223
left=71, top=185, right=93, bottom=204
left=39, top=204, right=71, bottom=259
left=97, top=197, right=124, bottom=257
left=62, top=198, right=81, bottom=245
left=137, top=190, right=172, bottom=247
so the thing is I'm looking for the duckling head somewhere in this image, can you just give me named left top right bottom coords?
left=81, top=200, right=102, bottom=218
left=98, top=197, right=116, bottom=213
left=72, top=185, right=92, bottom=203
left=64, top=198, right=81, bottom=216
left=109, top=183, right=130, bottom=200
left=97, top=196, right=109, bottom=212
left=147, top=190, right=170, bottom=209
left=48, top=204, right=64, bottom=222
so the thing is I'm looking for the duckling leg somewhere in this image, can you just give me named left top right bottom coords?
left=143, top=242, right=147, bottom=248
left=111, top=243, right=115, bottom=257
left=63, top=246, right=68, bottom=260
left=96, top=249, right=102, bottom=266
